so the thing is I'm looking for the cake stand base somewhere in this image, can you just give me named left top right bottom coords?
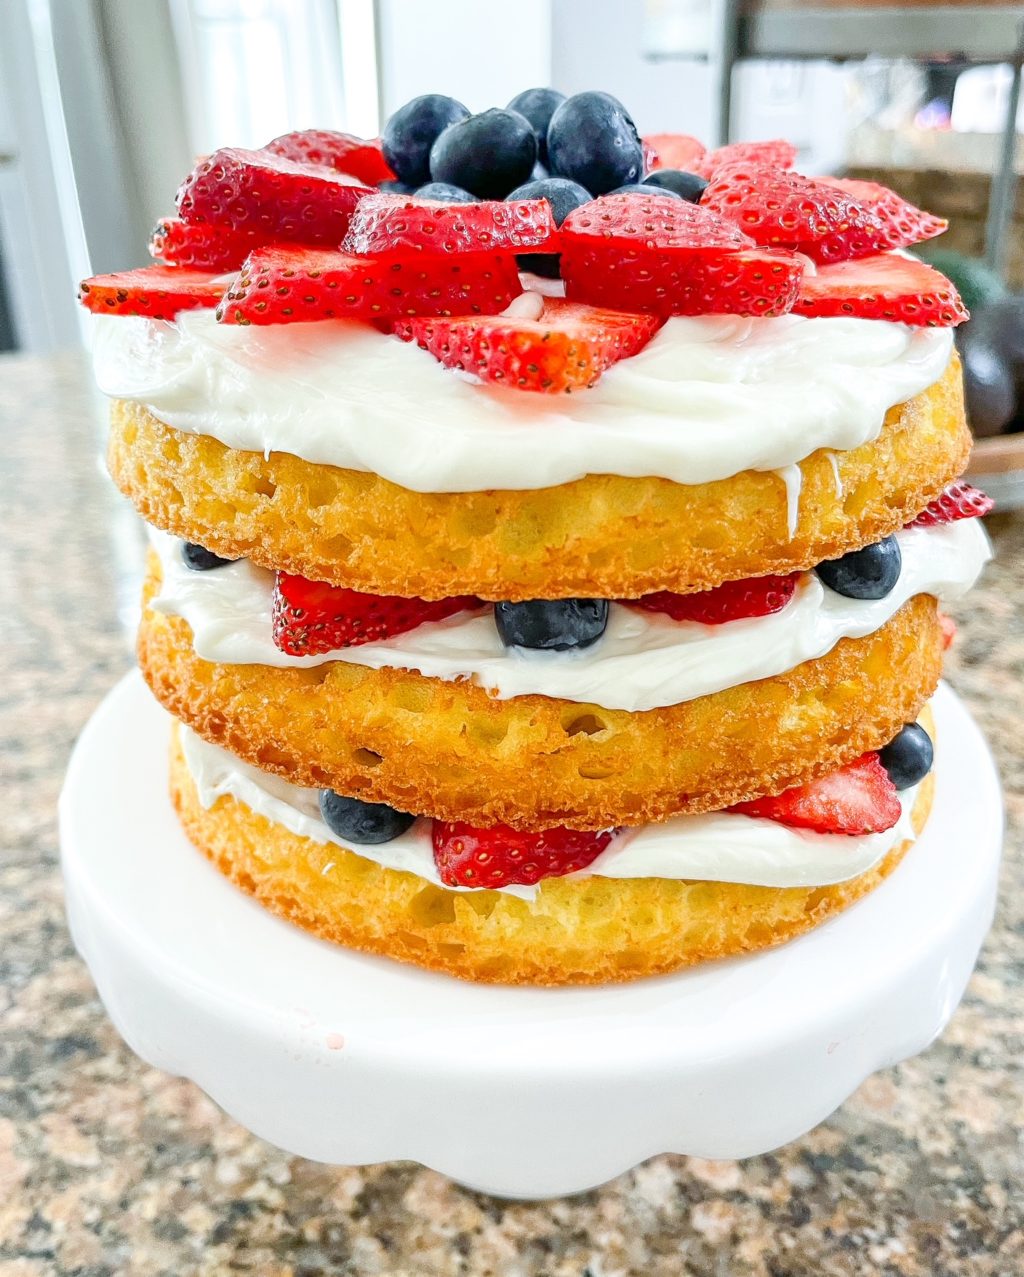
left=60, top=673, right=1001, bottom=1199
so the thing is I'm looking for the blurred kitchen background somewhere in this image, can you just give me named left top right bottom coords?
left=1, top=0, right=1022, bottom=483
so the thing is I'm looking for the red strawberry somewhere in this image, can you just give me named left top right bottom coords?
left=392, top=297, right=662, bottom=393
left=272, top=574, right=480, bottom=656
left=732, top=754, right=901, bottom=835
left=77, top=266, right=226, bottom=319
left=908, top=481, right=993, bottom=527
left=625, top=573, right=800, bottom=625
left=562, top=192, right=753, bottom=252
left=792, top=254, right=968, bottom=326
left=217, top=246, right=521, bottom=326
left=176, top=147, right=373, bottom=245
left=149, top=217, right=264, bottom=271
left=263, top=129, right=395, bottom=185
left=643, top=133, right=706, bottom=172
left=343, top=194, right=559, bottom=257
left=693, top=139, right=797, bottom=178
left=939, top=612, right=957, bottom=651
left=818, top=178, right=947, bottom=254
left=432, top=821, right=616, bottom=888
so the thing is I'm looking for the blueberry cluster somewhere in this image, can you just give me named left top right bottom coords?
left=381, top=89, right=708, bottom=278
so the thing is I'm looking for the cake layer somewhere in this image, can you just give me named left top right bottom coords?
left=169, top=720, right=935, bottom=985
left=109, top=355, right=969, bottom=600
left=140, top=566, right=944, bottom=827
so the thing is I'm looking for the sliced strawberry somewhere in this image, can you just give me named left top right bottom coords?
left=343, top=194, right=559, bottom=257
left=643, top=133, right=706, bottom=172
left=149, top=217, right=264, bottom=271
left=731, top=754, right=901, bottom=835
left=176, top=147, right=373, bottom=245
left=272, top=574, right=480, bottom=656
left=562, top=192, right=754, bottom=252
left=264, top=129, right=395, bottom=185
left=818, top=178, right=947, bottom=254
left=908, top=481, right=993, bottom=527
left=78, top=266, right=225, bottom=319
left=217, top=246, right=521, bottom=325
left=939, top=612, right=957, bottom=651
left=392, top=297, right=662, bottom=393
left=625, top=573, right=800, bottom=625
left=693, top=139, right=797, bottom=178
left=432, top=821, right=616, bottom=888
left=792, top=254, right=968, bottom=326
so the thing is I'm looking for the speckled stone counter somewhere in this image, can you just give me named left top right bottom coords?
left=1, top=349, right=1022, bottom=1277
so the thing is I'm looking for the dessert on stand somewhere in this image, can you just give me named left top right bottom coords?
left=62, top=89, right=1001, bottom=1191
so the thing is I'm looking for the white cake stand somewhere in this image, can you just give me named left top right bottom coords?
left=60, top=673, right=1002, bottom=1199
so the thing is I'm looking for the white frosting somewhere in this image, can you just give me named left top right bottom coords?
left=93, top=308, right=952, bottom=494
left=179, top=724, right=920, bottom=899
left=150, top=519, right=990, bottom=713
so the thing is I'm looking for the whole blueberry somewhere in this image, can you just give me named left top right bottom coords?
left=643, top=169, right=709, bottom=203
left=319, top=790, right=416, bottom=845
left=415, top=181, right=477, bottom=203
left=507, top=175, right=592, bottom=278
left=546, top=91, right=643, bottom=195
left=611, top=182, right=683, bottom=199
left=494, top=599, right=609, bottom=651
left=181, top=541, right=233, bottom=571
left=382, top=94, right=470, bottom=186
left=815, top=536, right=902, bottom=600
left=430, top=109, right=537, bottom=199
left=879, top=722, right=934, bottom=790
left=506, top=87, right=566, bottom=165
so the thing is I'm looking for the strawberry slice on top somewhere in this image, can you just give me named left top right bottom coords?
left=149, top=217, right=266, bottom=272
left=392, top=296, right=662, bottom=393
left=819, top=178, right=947, bottom=254
left=692, top=138, right=797, bottom=178
left=643, top=133, right=707, bottom=172
left=343, top=194, right=559, bottom=257
left=263, top=128, right=395, bottom=185
left=272, top=574, right=481, bottom=657
left=908, top=481, right=993, bottom=527
left=562, top=192, right=754, bottom=252
left=731, top=754, right=901, bottom=835
left=625, top=573, right=800, bottom=625
left=792, top=253, right=968, bottom=326
left=78, top=265, right=226, bottom=319
left=432, top=821, right=617, bottom=889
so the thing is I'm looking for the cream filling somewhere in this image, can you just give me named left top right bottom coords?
left=179, top=725, right=921, bottom=900
left=150, top=519, right=990, bottom=713
left=93, top=307, right=953, bottom=494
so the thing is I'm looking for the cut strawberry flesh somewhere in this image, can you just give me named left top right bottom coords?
left=343, top=194, right=559, bottom=258
left=692, top=139, right=797, bottom=179
left=432, top=820, right=617, bottom=888
left=263, top=129, right=395, bottom=185
left=78, top=266, right=226, bottom=319
left=176, top=147, right=373, bottom=245
left=908, top=481, right=993, bottom=527
left=792, top=253, right=968, bottom=326
left=217, top=246, right=522, bottom=326
left=149, top=217, right=267, bottom=272
left=731, top=754, right=901, bottom=835
left=643, top=133, right=707, bottom=172
left=625, top=573, right=800, bottom=625
left=272, top=573, right=481, bottom=657
left=818, top=177, right=947, bottom=254
left=392, top=297, right=662, bottom=393
left=562, top=193, right=755, bottom=252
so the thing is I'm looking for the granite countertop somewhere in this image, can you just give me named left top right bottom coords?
left=1, top=349, right=1021, bottom=1277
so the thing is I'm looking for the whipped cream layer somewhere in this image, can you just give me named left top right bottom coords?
left=94, top=307, right=952, bottom=494
left=180, top=725, right=920, bottom=899
left=150, top=519, right=989, bottom=713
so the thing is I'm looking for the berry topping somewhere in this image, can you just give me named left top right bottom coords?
left=815, top=535, right=902, bottom=600
left=272, top=574, right=480, bottom=657
left=819, top=178, right=947, bottom=254
left=175, top=148, right=373, bottom=245
left=319, top=791, right=415, bottom=845
left=878, top=723, right=934, bottom=791
left=506, top=87, right=566, bottom=166
left=149, top=218, right=261, bottom=272
left=692, top=138, right=797, bottom=178
left=342, top=194, right=559, bottom=257
left=430, top=109, right=538, bottom=199
left=506, top=176, right=592, bottom=278
left=379, top=179, right=418, bottom=194
left=432, top=820, right=616, bottom=888
left=625, top=573, right=800, bottom=625
left=642, top=169, right=708, bottom=203
left=415, top=182, right=477, bottom=203
left=908, top=481, right=993, bottom=527
left=547, top=91, right=643, bottom=195
left=732, top=753, right=901, bottom=835
left=792, top=253, right=969, bottom=326
left=561, top=192, right=752, bottom=251
left=612, top=183, right=684, bottom=199
left=263, top=129, right=395, bottom=185
left=939, top=613, right=958, bottom=650
left=217, top=246, right=521, bottom=325
left=493, top=598, right=609, bottom=651
left=643, top=133, right=706, bottom=173
left=77, top=266, right=225, bottom=319
left=382, top=94, right=470, bottom=187
left=181, top=541, right=233, bottom=571
left=393, top=297, right=661, bottom=393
